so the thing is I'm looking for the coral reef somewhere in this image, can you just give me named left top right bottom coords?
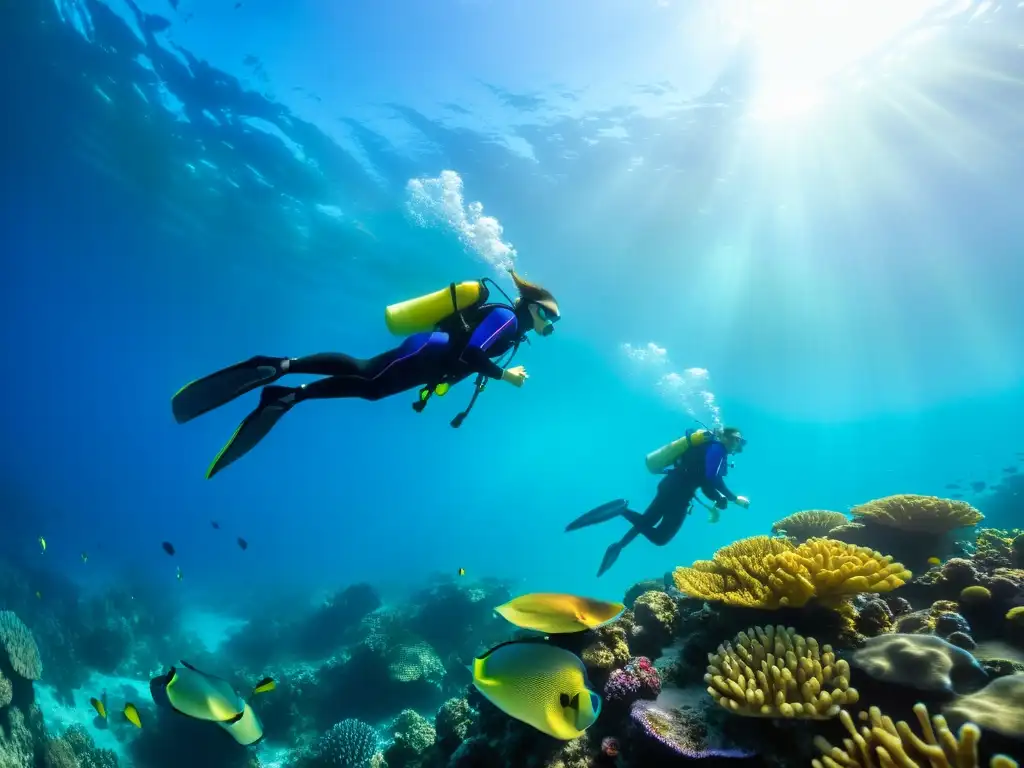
left=672, top=536, right=911, bottom=609
left=812, top=703, right=1018, bottom=768
left=629, top=700, right=753, bottom=760
left=705, top=625, right=857, bottom=718
left=0, top=611, right=42, bottom=681
left=851, top=634, right=988, bottom=694
left=384, top=709, right=436, bottom=768
left=629, top=591, right=678, bottom=657
left=293, top=718, right=381, bottom=768
left=771, top=510, right=851, bottom=541
left=850, top=495, right=983, bottom=534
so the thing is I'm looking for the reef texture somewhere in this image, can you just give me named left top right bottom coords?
left=706, top=625, right=857, bottom=718
left=672, top=536, right=911, bottom=609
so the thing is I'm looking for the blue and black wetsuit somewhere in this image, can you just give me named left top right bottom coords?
left=171, top=300, right=529, bottom=479
left=565, top=437, right=738, bottom=576
left=291, top=303, right=522, bottom=402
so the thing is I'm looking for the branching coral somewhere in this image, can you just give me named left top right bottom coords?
left=672, top=536, right=911, bottom=609
left=771, top=511, right=851, bottom=541
left=704, top=625, right=857, bottom=718
left=0, top=611, right=42, bottom=680
left=850, top=495, right=983, bottom=534
left=812, top=703, right=1019, bottom=768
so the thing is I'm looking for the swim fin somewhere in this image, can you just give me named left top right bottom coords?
left=597, top=542, right=624, bottom=577
left=565, top=499, right=628, bottom=532
left=172, top=356, right=286, bottom=424
left=205, top=386, right=297, bottom=479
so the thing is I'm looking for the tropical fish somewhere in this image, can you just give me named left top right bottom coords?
left=90, top=695, right=107, bottom=719
left=470, top=640, right=601, bottom=740
left=123, top=703, right=142, bottom=728
left=252, top=676, right=275, bottom=694
left=458, top=568, right=466, bottom=577
left=150, top=661, right=273, bottom=745
left=970, top=480, right=986, bottom=493
left=927, top=557, right=941, bottom=567
left=38, top=537, right=46, bottom=554
left=237, top=537, right=248, bottom=551
left=495, top=593, right=625, bottom=634
left=81, top=552, right=89, bottom=564
left=162, top=542, right=176, bottom=556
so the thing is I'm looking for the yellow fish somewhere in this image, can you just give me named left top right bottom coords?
left=458, top=568, right=466, bottom=577
left=927, top=557, right=941, bottom=566
left=38, top=537, right=46, bottom=554
left=471, top=639, right=601, bottom=740
left=123, top=703, right=142, bottom=728
left=495, top=593, right=625, bottom=634
left=252, top=676, right=276, bottom=695
left=89, top=696, right=107, bottom=719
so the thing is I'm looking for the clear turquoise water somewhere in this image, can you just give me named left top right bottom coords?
left=3, top=0, right=1023, bottom=617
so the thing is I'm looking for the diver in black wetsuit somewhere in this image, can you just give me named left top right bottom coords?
left=172, top=270, right=560, bottom=479
left=566, top=427, right=749, bottom=577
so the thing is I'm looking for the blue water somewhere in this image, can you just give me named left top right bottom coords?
left=3, top=0, right=1024, bottom=631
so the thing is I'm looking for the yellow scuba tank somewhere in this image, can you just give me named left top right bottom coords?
left=645, top=428, right=711, bottom=474
left=384, top=281, right=484, bottom=336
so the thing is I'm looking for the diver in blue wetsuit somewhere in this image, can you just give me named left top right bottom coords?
left=566, top=427, right=750, bottom=577
left=172, top=270, right=560, bottom=479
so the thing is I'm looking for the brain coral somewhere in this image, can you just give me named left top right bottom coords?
left=771, top=510, right=850, bottom=541
left=0, top=611, right=42, bottom=680
left=705, top=625, right=857, bottom=719
left=813, top=703, right=1018, bottom=768
left=851, top=634, right=988, bottom=695
left=850, top=495, right=983, bottom=534
left=672, top=536, right=911, bottom=609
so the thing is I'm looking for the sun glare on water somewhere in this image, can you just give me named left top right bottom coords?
left=717, top=0, right=949, bottom=120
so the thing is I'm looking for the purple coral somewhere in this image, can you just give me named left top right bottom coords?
left=603, top=656, right=661, bottom=704
left=629, top=700, right=753, bottom=759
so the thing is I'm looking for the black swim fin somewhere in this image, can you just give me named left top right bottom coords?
left=205, top=386, right=297, bottom=479
left=597, top=542, right=624, bottom=577
left=172, top=356, right=285, bottom=424
left=565, top=499, right=628, bottom=532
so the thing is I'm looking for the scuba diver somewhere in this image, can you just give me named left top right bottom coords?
left=172, top=269, right=560, bottom=479
left=565, top=426, right=750, bottom=577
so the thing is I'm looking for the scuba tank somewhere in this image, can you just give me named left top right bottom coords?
left=645, top=428, right=712, bottom=473
left=384, top=281, right=486, bottom=336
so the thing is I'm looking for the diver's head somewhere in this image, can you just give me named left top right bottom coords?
left=719, top=426, right=747, bottom=455
left=510, top=269, right=560, bottom=337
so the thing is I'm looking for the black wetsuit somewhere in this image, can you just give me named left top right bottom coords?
left=567, top=437, right=739, bottom=576
left=290, top=302, right=523, bottom=402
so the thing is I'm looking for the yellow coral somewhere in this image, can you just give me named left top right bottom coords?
left=959, top=586, right=991, bottom=604
left=851, top=495, right=983, bottom=534
left=812, top=703, right=1018, bottom=768
left=672, top=536, right=911, bottom=609
left=771, top=511, right=851, bottom=541
left=1007, top=606, right=1024, bottom=624
left=705, top=625, right=857, bottom=719
left=581, top=624, right=629, bottom=670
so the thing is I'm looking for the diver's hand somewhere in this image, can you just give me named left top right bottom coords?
left=502, top=365, right=529, bottom=387
left=734, top=496, right=750, bottom=509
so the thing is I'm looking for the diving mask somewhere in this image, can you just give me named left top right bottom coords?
left=536, top=304, right=560, bottom=336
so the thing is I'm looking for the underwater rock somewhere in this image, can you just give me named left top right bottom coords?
left=384, top=709, right=436, bottom=768
left=435, top=697, right=474, bottom=755
left=624, top=579, right=666, bottom=608
left=630, top=591, right=679, bottom=659
left=851, top=633, right=989, bottom=695
left=854, top=598, right=894, bottom=637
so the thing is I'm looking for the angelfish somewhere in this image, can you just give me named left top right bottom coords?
left=494, top=593, right=625, bottom=634
left=150, top=661, right=275, bottom=745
